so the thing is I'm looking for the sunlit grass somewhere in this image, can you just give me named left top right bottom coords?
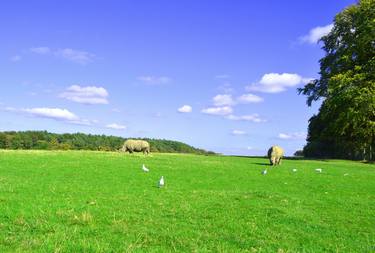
left=0, top=150, right=374, bottom=252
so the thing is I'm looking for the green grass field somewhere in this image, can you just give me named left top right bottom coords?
left=0, top=150, right=374, bottom=252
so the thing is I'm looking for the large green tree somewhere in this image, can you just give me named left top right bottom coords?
left=299, top=0, right=375, bottom=160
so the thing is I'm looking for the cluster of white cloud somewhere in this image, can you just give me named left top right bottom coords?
left=30, top=47, right=95, bottom=65
left=137, top=76, right=171, bottom=85
left=212, top=93, right=263, bottom=106
left=200, top=92, right=265, bottom=123
left=246, top=73, right=312, bottom=93
left=4, top=106, right=127, bottom=130
left=60, top=85, right=109, bottom=105
left=3, top=82, right=128, bottom=131
left=177, top=105, right=192, bottom=113
left=8, top=22, right=328, bottom=138
left=278, top=132, right=307, bottom=140
left=299, top=24, right=333, bottom=44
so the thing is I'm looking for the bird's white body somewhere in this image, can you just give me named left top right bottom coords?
left=315, top=168, right=322, bottom=173
left=142, top=164, right=149, bottom=172
left=159, top=176, right=165, bottom=187
left=262, top=169, right=267, bottom=175
left=292, top=169, right=297, bottom=172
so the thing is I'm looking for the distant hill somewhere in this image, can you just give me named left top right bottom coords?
left=0, top=131, right=215, bottom=155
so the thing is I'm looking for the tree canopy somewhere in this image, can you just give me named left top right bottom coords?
left=0, top=131, right=215, bottom=155
left=299, top=0, right=375, bottom=160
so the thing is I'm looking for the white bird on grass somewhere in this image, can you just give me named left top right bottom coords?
left=292, top=169, right=297, bottom=172
left=142, top=164, right=149, bottom=172
left=315, top=168, right=322, bottom=173
left=159, top=176, right=165, bottom=187
left=261, top=169, right=267, bottom=175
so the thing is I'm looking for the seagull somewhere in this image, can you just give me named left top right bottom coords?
left=142, top=164, right=149, bottom=172
left=159, top=176, right=165, bottom=187
left=261, top=169, right=267, bottom=175
left=315, top=168, right=322, bottom=173
left=292, top=169, right=297, bottom=172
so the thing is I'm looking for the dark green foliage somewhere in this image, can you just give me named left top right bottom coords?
left=0, top=131, right=213, bottom=155
left=294, top=150, right=304, bottom=157
left=299, top=0, right=375, bottom=160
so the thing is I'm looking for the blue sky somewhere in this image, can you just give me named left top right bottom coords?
left=0, top=0, right=355, bottom=155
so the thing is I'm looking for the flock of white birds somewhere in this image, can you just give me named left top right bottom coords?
left=261, top=167, right=324, bottom=175
left=143, top=161, right=332, bottom=188
left=144, top=162, right=327, bottom=187
left=142, top=164, right=164, bottom=188
left=143, top=162, right=350, bottom=188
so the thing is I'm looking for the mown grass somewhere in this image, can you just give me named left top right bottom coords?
left=0, top=150, right=374, bottom=252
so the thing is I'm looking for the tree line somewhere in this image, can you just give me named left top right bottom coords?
left=298, top=0, right=374, bottom=161
left=0, top=131, right=214, bottom=155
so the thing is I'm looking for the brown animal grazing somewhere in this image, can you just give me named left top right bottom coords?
left=267, top=145, right=284, bottom=165
left=121, top=139, right=150, bottom=155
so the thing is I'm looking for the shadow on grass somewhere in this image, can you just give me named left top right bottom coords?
left=362, top=161, right=375, bottom=165
left=252, top=162, right=271, bottom=166
left=230, top=155, right=332, bottom=162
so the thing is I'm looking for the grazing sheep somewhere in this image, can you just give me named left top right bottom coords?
left=121, top=139, right=150, bottom=155
left=267, top=146, right=284, bottom=166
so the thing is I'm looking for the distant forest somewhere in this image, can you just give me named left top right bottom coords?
left=0, top=131, right=215, bottom=155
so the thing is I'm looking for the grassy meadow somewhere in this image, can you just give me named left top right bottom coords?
left=0, top=150, right=374, bottom=252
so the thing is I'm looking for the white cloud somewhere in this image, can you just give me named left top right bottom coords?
left=246, top=73, right=312, bottom=93
left=106, top=123, right=127, bottom=130
left=23, top=107, right=79, bottom=121
left=226, top=114, right=266, bottom=123
left=232, top=130, right=247, bottom=135
left=178, top=105, right=192, bottom=113
left=10, top=55, right=22, bottom=62
left=55, top=48, right=95, bottom=65
left=212, top=93, right=263, bottom=105
left=30, top=47, right=51, bottom=54
left=4, top=106, right=95, bottom=125
left=201, top=106, right=233, bottom=116
left=237, top=93, right=263, bottom=103
left=30, top=47, right=95, bottom=64
left=300, top=24, right=333, bottom=44
left=278, top=132, right=307, bottom=140
left=60, top=85, right=109, bottom=105
left=213, top=94, right=235, bottom=106
left=138, top=76, right=171, bottom=85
